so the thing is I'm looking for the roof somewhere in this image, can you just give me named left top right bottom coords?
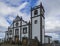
left=13, top=15, right=27, bottom=23
left=13, top=15, right=21, bottom=21
left=8, top=15, right=28, bottom=29
left=45, top=35, right=52, bottom=38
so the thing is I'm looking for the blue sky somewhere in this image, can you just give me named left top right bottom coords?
left=0, top=0, right=38, bottom=38
left=0, top=0, right=60, bottom=41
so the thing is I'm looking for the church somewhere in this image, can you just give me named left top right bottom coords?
left=5, top=3, right=51, bottom=44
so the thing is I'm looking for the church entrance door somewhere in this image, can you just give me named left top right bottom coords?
left=22, top=37, right=28, bottom=45
left=15, top=36, right=19, bottom=43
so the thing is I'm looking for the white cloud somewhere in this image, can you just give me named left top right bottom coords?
left=0, top=2, right=28, bottom=15
left=37, top=0, right=60, bottom=40
left=0, top=2, right=15, bottom=15
left=0, top=16, right=9, bottom=28
left=45, top=18, right=60, bottom=30
left=0, top=2, right=29, bottom=31
left=37, top=0, right=60, bottom=31
left=45, top=33, right=60, bottom=40
left=0, top=1, right=29, bottom=38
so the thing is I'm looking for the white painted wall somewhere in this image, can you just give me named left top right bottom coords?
left=50, top=38, right=52, bottom=43
left=8, top=29, right=13, bottom=38
left=8, top=35, right=13, bottom=38
left=5, top=31, right=8, bottom=41
left=32, top=7, right=45, bottom=43
left=19, top=27, right=20, bottom=40
left=21, top=25, right=29, bottom=41
left=42, top=17, right=45, bottom=44
left=14, top=21, right=20, bottom=27
left=32, top=17, right=40, bottom=41
left=22, top=21, right=27, bottom=25
left=0, top=39, right=4, bottom=43
left=44, top=36, right=52, bottom=44
left=44, top=37, right=49, bottom=43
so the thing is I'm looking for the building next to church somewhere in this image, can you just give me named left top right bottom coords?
left=5, top=3, right=52, bottom=44
left=44, top=35, right=52, bottom=44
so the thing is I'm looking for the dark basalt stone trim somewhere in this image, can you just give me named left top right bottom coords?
left=13, top=20, right=14, bottom=41
left=40, top=5, right=45, bottom=45
left=20, top=19, right=22, bottom=41
left=31, top=5, right=41, bottom=11
left=9, top=24, right=31, bottom=29
left=22, top=20, right=27, bottom=23
left=28, top=22, right=30, bottom=39
left=31, top=4, right=45, bottom=12
left=45, top=35, right=52, bottom=38
left=8, top=27, right=13, bottom=29
left=31, top=7, right=32, bottom=39
left=40, top=6, right=43, bottom=45
left=40, top=15, right=42, bottom=45
left=31, top=15, right=45, bottom=19
left=13, top=20, right=20, bottom=23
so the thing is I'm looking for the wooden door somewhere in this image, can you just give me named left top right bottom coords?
left=22, top=37, right=28, bottom=45
left=15, top=36, right=19, bottom=43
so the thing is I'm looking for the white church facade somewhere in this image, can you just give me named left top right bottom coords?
left=5, top=3, right=52, bottom=44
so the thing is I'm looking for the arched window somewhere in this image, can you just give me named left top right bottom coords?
left=23, top=27, right=27, bottom=34
left=16, top=22, right=19, bottom=27
left=15, top=29, right=19, bottom=36
left=34, top=10, right=38, bottom=15
left=9, top=30, right=12, bottom=35
left=34, top=20, right=38, bottom=24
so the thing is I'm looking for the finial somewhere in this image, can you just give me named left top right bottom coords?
left=20, top=16, right=22, bottom=20
left=16, top=15, right=20, bottom=19
left=17, top=15, right=19, bottom=17
left=40, top=2, right=43, bottom=8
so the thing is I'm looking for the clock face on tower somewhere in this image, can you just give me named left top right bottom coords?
left=34, top=10, right=38, bottom=15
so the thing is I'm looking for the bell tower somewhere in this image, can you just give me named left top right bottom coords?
left=31, top=2, right=45, bottom=44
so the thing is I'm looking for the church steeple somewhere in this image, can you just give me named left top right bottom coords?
left=39, top=0, right=44, bottom=7
left=31, top=2, right=45, bottom=44
left=40, top=2, right=45, bottom=17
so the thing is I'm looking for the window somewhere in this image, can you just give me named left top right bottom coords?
left=34, top=10, right=38, bottom=15
left=16, top=22, right=19, bottom=27
left=15, top=29, right=19, bottom=36
left=9, top=30, right=12, bottom=35
left=34, top=20, right=37, bottom=24
left=23, top=27, right=27, bottom=34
